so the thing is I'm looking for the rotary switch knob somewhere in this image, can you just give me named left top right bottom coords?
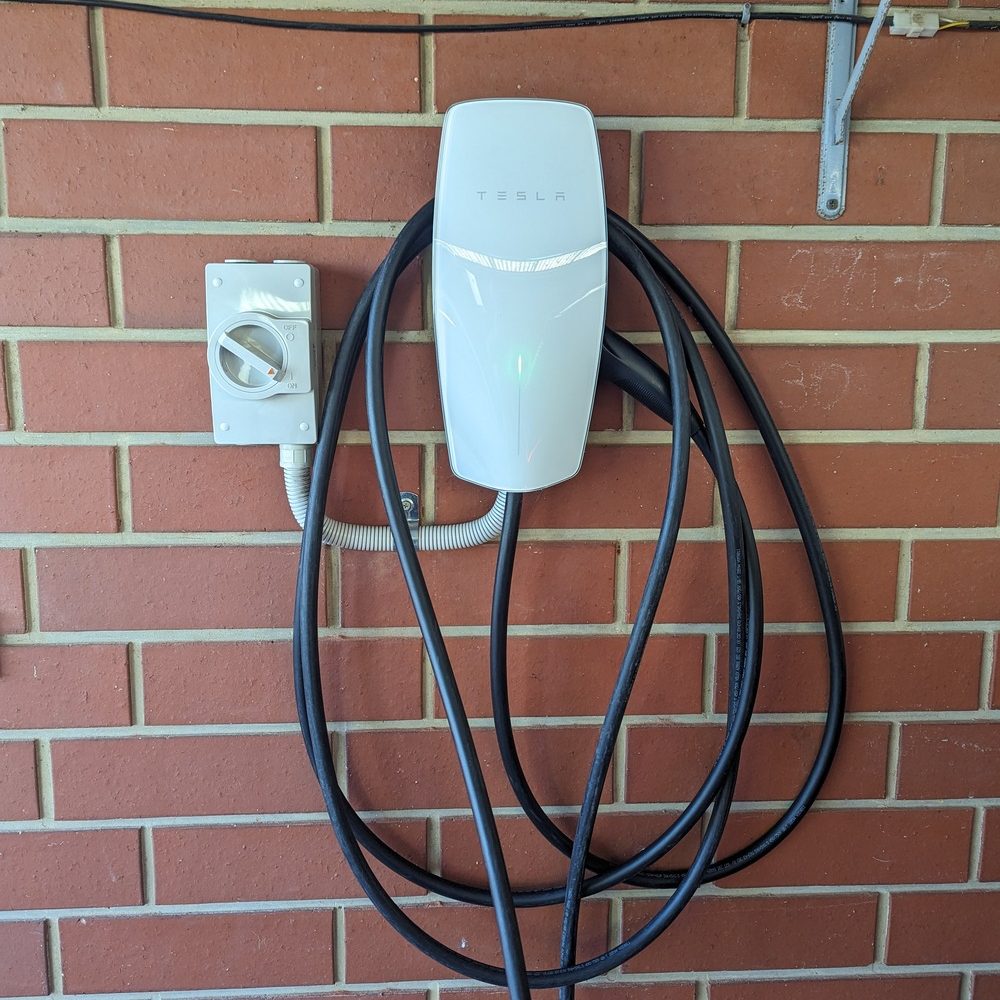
left=209, top=312, right=288, bottom=398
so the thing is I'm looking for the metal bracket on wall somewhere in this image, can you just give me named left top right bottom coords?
left=816, top=0, right=893, bottom=220
left=400, top=491, right=420, bottom=544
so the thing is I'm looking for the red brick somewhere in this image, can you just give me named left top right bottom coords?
left=0, top=923, right=47, bottom=998
left=712, top=977, right=961, bottom=1000
left=333, top=125, right=438, bottom=223
left=440, top=811, right=700, bottom=888
left=129, top=444, right=420, bottom=532
left=0, top=4, right=92, bottom=105
left=607, top=241, right=729, bottom=333
left=154, top=820, right=425, bottom=903
left=119, top=234, right=423, bottom=330
left=591, top=377, right=625, bottom=431
left=888, top=891, right=1000, bottom=965
left=731, top=443, right=1000, bottom=528
left=0, top=741, right=39, bottom=820
left=995, top=637, right=1000, bottom=709
left=20, top=341, right=212, bottom=432
left=0, top=446, right=118, bottom=531
left=60, top=911, right=332, bottom=993
left=346, top=725, right=609, bottom=811
left=104, top=10, right=419, bottom=111
left=5, top=120, right=317, bottom=221
left=945, top=135, right=1000, bottom=225
left=977, top=977, right=1000, bottom=1000
left=899, top=723, right=1000, bottom=799
left=981, top=809, right=1000, bottom=881
left=342, top=341, right=442, bottom=431
left=910, top=540, right=1000, bottom=621
left=0, top=644, right=131, bottom=728
left=628, top=540, right=899, bottom=625
left=435, top=444, right=715, bottom=530
left=926, top=343, right=1000, bottom=429
left=624, top=892, right=876, bottom=972
left=344, top=900, right=608, bottom=982
left=749, top=25, right=1000, bottom=121
left=435, top=18, right=736, bottom=117
left=745, top=24, right=830, bottom=118
left=52, top=734, right=323, bottom=818
left=342, top=541, right=615, bottom=628
left=0, top=829, right=141, bottom=908
left=604, top=128, right=637, bottom=220
left=716, top=807, right=973, bottom=888
left=0, top=234, right=109, bottom=326
left=627, top=722, right=889, bottom=802
left=282, top=995, right=424, bottom=1000
left=595, top=379, right=627, bottom=431
left=716, top=631, right=983, bottom=714
left=580, top=989, right=695, bottom=1000
left=738, top=242, right=1000, bottom=331
left=438, top=633, right=705, bottom=719
left=861, top=36, right=1000, bottom=121
left=143, top=637, right=422, bottom=725
left=443, top=988, right=694, bottom=1000
left=0, top=345, right=9, bottom=430
left=38, top=545, right=317, bottom=631
left=1, top=548, right=27, bottom=634
left=633, top=345, right=918, bottom=432
left=131, top=445, right=299, bottom=533
left=332, top=127, right=630, bottom=222
left=326, top=443, right=421, bottom=519
left=643, top=131, right=933, bottom=226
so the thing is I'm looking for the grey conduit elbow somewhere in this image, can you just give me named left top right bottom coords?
left=280, top=445, right=506, bottom=551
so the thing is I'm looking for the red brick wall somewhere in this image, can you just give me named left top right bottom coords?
left=1, top=3, right=999, bottom=998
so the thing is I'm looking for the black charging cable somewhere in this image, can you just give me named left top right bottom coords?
left=292, top=201, right=846, bottom=994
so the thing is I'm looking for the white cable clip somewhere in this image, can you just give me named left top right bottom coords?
left=890, top=10, right=940, bottom=36
left=740, top=3, right=752, bottom=28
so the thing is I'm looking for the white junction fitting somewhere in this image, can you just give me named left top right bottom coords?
left=280, top=445, right=506, bottom=551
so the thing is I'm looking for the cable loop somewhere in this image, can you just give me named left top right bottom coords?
left=292, top=202, right=847, bottom=992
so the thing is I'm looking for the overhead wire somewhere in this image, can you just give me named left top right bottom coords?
left=12, top=0, right=1000, bottom=32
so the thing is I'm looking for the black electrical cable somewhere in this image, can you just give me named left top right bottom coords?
left=363, top=207, right=531, bottom=1000
left=292, top=200, right=847, bottom=994
left=17, top=0, right=1000, bottom=32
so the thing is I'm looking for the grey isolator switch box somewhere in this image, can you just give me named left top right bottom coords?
left=205, top=259, right=320, bottom=445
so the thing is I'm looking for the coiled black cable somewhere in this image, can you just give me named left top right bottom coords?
left=292, top=200, right=846, bottom=994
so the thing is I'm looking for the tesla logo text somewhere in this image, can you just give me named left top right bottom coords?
left=476, top=191, right=567, bottom=202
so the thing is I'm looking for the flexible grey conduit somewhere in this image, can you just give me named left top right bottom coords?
left=283, top=462, right=507, bottom=551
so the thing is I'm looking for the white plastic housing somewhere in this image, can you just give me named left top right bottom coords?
left=432, top=99, right=608, bottom=493
left=206, top=260, right=320, bottom=445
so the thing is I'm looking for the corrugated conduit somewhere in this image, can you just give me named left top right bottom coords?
left=281, top=445, right=506, bottom=550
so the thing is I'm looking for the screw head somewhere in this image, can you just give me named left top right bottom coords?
left=401, top=497, right=414, bottom=512
left=293, top=277, right=305, bottom=288
left=211, top=277, right=223, bottom=287
left=826, top=198, right=839, bottom=211
left=219, top=421, right=230, bottom=431
left=299, top=422, right=309, bottom=432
